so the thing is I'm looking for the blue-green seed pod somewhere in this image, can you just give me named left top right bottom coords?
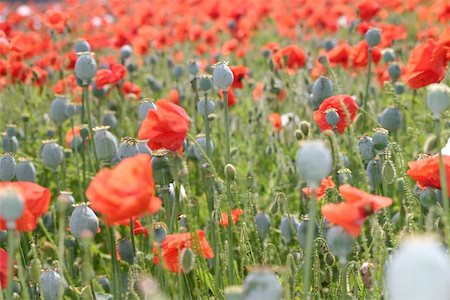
left=41, top=140, right=64, bottom=170
left=16, top=159, right=36, bottom=182
left=296, top=140, right=332, bottom=189
left=419, top=188, right=437, bottom=208
left=74, top=40, right=91, bottom=53
left=243, top=269, right=282, bottom=300
left=255, top=212, right=270, bottom=241
left=75, top=53, right=97, bottom=85
left=118, top=239, right=134, bottom=264
left=138, top=98, right=157, bottom=121
left=69, top=205, right=99, bottom=239
left=379, top=107, right=402, bottom=132
left=6, top=124, right=16, bottom=137
left=427, top=83, right=450, bottom=119
left=40, top=270, right=67, bottom=300
left=358, top=136, right=376, bottom=162
left=93, top=127, right=118, bottom=162
left=92, top=83, right=106, bottom=98
left=297, top=219, right=318, bottom=249
left=372, top=128, right=389, bottom=151
left=0, top=230, right=6, bottom=244
left=311, top=76, right=333, bottom=109
left=153, top=223, right=167, bottom=243
left=65, top=103, right=77, bottom=119
left=118, top=137, right=139, bottom=160
left=70, top=135, right=83, bottom=152
left=173, top=65, right=184, bottom=78
left=388, top=63, right=401, bottom=82
left=127, top=63, right=137, bottom=73
left=50, top=96, right=70, bottom=125
left=137, top=140, right=152, bottom=155
left=280, top=216, right=299, bottom=244
left=212, top=62, right=233, bottom=90
left=193, top=135, right=214, bottom=160
left=394, top=82, right=405, bottom=95
left=365, top=27, right=381, bottom=47
left=338, top=168, right=352, bottom=185
left=101, top=111, right=118, bottom=129
left=0, top=188, right=24, bottom=225
left=120, top=44, right=133, bottom=60
left=197, top=98, right=216, bottom=117
left=42, top=212, right=54, bottom=231
left=366, top=159, right=382, bottom=193
left=2, top=134, right=19, bottom=153
left=0, top=153, right=16, bottom=181
left=97, top=276, right=111, bottom=293
left=326, top=226, right=355, bottom=263
left=325, top=109, right=340, bottom=127
left=198, top=74, right=214, bottom=91
left=147, top=75, right=163, bottom=92
left=323, top=38, right=337, bottom=51
left=382, top=48, right=395, bottom=62
left=151, top=154, right=173, bottom=185
left=187, top=60, right=199, bottom=75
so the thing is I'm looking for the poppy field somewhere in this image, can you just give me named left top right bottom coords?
left=0, top=0, right=450, bottom=299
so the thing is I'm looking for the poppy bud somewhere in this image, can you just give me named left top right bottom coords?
left=0, top=188, right=24, bottom=227
left=70, top=135, right=83, bottom=152
left=187, top=60, right=199, bottom=75
left=127, top=62, right=137, bottom=73
left=388, top=63, right=401, bottom=82
left=338, top=168, right=352, bottom=185
left=299, top=121, right=310, bottom=138
left=153, top=223, right=167, bottom=243
left=120, top=44, right=133, bottom=60
left=295, top=130, right=303, bottom=141
left=193, top=136, right=214, bottom=161
left=326, top=226, right=355, bottom=264
left=147, top=75, right=163, bottom=92
left=372, top=128, right=388, bottom=151
left=118, top=239, right=134, bottom=264
left=197, top=99, right=216, bottom=117
left=358, top=136, right=376, bottom=162
left=212, top=62, right=234, bottom=90
left=137, top=140, right=151, bottom=155
left=379, top=107, right=402, bottom=132
left=102, top=111, right=117, bottom=129
left=74, top=40, right=91, bottom=53
left=386, top=236, right=450, bottom=300
left=92, top=83, right=106, bottom=98
left=419, top=188, right=437, bottom=208
left=15, top=159, right=36, bottom=182
left=311, top=76, right=333, bottom=109
left=394, top=82, right=405, bottom=95
left=69, top=204, right=99, bottom=239
left=365, top=27, right=381, bottom=47
left=297, top=219, right=317, bottom=249
left=225, top=164, right=236, bottom=180
left=325, top=108, right=340, bottom=127
left=382, top=48, right=395, bottom=62
left=79, top=125, right=90, bottom=139
left=40, top=270, right=67, bottom=300
left=50, top=96, right=70, bottom=125
left=138, top=98, right=157, bottom=121
left=296, top=140, right=332, bottom=189
left=366, top=159, right=382, bottom=193
left=280, top=216, right=300, bottom=244
left=426, top=83, right=450, bottom=119
left=198, top=74, right=214, bottom=91
left=225, top=285, right=243, bottom=300
left=0, top=153, right=16, bottom=181
left=118, top=137, right=139, bottom=160
left=180, top=247, right=195, bottom=272
left=6, top=124, right=16, bottom=137
left=75, top=53, right=97, bottom=86
left=318, top=55, right=329, bottom=66
left=2, top=134, right=19, bottom=153
left=243, top=269, right=282, bottom=300
left=255, top=212, right=270, bottom=240
left=93, top=126, right=118, bottom=162
left=41, top=140, right=64, bottom=170
left=57, top=191, right=75, bottom=214
left=151, top=154, right=174, bottom=185
left=173, top=65, right=184, bottom=78
left=30, top=258, right=42, bottom=283
left=0, top=230, right=6, bottom=244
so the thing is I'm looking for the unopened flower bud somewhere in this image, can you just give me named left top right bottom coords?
left=180, top=247, right=195, bottom=272
left=365, top=28, right=381, bottom=47
left=69, top=204, right=99, bottom=239
left=311, top=76, right=333, bottom=109
left=280, top=216, right=300, bottom=244
left=212, top=62, right=234, bottom=90
left=326, top=226, right=355, bottom=264
left=187, top=60, right=199, bottom=75
left=427, top=83, right=450, bottom=119
left=0, top=153, right=16, bottom=181
left=299, top=121, right=310, bottom=138
left=295, top=130, right=303, bottom=141
left=372, top=128, right=388, bottom=151
left=225, top=164, right=236, bottom=180
left=358, top=136, right=376, bottom=162
left=382, top=48, right=395, bottom=62
left=296, top=140, right=332, bottom=189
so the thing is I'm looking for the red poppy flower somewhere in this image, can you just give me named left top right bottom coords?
left=313, top=95, right=359, bottom=134
left=219, top=208, right=244, bottom=227
left=253, top=83, right=264, bottom=102
left=407, top=155, right=450, bottom=196
left=0, top=182, right=51, bottom=232
left=121, top=81, right=141, bottom=98
left=302, top=176, right=336, bottom=200
left=86, top=154, right=162, bottom=225
left=273, top=45, right=307, bottom=70
left=230, top=65, right=249, bottom=89
left=268, top=113, right=282, bottom=132
left=66, top=125, right=82, bottom=147
left=350, top=41, right=381, bottom=68
left=95, top=64, right=126, bottom=89
left=405, top=39, right=448, bottom=89
left=0, top=248, right=8, bottom=288
left=321, top=185, right=392, bottom=236
left=152, top=230, right=214, bottom=272
left=132, top=219, right=149, bottom=236
left=218, top=88, right=237, bottom=107
left=356, top=0, right=381, bottom=21
left=138, top=100, right=190, bottom=152
left=42, top=10, right=69, bottom=33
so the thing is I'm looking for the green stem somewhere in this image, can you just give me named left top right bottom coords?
left=302, top=190, right=317, bottom=299
left=363, top=47, right=373, bottom=114
left=83, top=85, right=100, bottom=172
left=70, top=119, right=84, bottom=201
left=339, top=262, right=347, bottom=299
left=6, top=228, right=16, bottom=300
left=129, top=218, right=136, bottom=258
left=108, top=226, right=121, bottom=299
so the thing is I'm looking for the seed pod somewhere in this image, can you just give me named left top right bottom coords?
left=366, top=159, right=382, bottom=193
left=92, top=83, right=106, bottom=98
left=0, top=153, right=16, bottom=181
left=120, top=44, right=133, bottom=60
left=382, top=48, right=395, bottom=62
left=118, top=137, right=139, bottom=160
left=75, top=53, right=97, bottom=85
left=198, top=74, right=214, bottom=91
left=296, top=140, right=332, bottom=189
left=192, top=135, right=214, bottom=161
left=70, top=135, right=83, bottom=152
left=212, top=62, right=234, bottom=89
left=137, top=140, right=151, bottom=155
left=0, top=230, right=6, bottom=244
left=297, top=219, right=318, bottom=249
left=187, top=60, right=199, bottom=75
left=358, top=136, right=376, bottom=162
left=41, top=140, right=64, bottom=170
left=419, top=188, right=437, bottom=208
left=379, top=107, right=402, bottom=133
left=147, top=75, right=163, bottom=92
left=338, top=168, right=352, bottom=185
left=97, top=276, right=111, bottom=293
left=102, top=111, right=118, bottom=129
left=311, top=76, right=333, bottom=109
left=6, top=124, right=16, bottom=137
left=243, top=269, right=282, bottom=300
left=427, top=83, right=450, bottom=119
left=365, top=27, right=381, bottom=47
left=255, top=212, right=270, bottom=240
left=40, top=270, right=67, bottom=300
left=197, top=99, right=216, bottom=117
left=2, top=134, right=19, bottom=153
left=50, top=96, right=70, bottom=125
left=65, top=103, right=77, bottom=119
left=299, top=121, right=311, bottom=137
left=325, top=109, right=340, bottom=127
left=173, top=65, right=184, bottom=78
left=372, top=128, right=389, bottom=151
left=118, top=239, right=134, bottom=264
left=180, top=247, right=195, bottom=272
left=56, top=191, right=75, bottom=214
left=153, top=223, right=167, bottom=243
left=69, top=205, right=99, bottom=239
left=74, top=40, right=91, bottom=53
left=394, top=82, right=405, bottom=95
left=326, top=226, right=355, bottom=264
left=0, top=188, right=24, bottom=226
left=151, top=155, right=173, bottom=185
left=225, top=164, right=236, bottom=180
left=388, top=63, right=401, bottom=82
left=323, top=38, right=337, bottom=51
left=93, top=127, right=118, bottom=162
left=138, top=98, right=157, bottom=121
left=280, top=216, right=300, bottom=244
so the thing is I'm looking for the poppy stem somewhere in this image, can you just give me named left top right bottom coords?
left=70, top=119, right=84, bottom=201
left=107, top=226, right=121, bottom=299
left=129, top=218, right=136, bottom=258
left=82, top=85, right=100, bottom=172
left=363, top=47, right=373, bottom=119
left=6, top=228, right=17, bottom=300
left=302, top=189, right=317, bottom=298
left=339, top=261, right=347, bottom=298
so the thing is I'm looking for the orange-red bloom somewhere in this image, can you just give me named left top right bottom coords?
left=230, top=65, right=249, bottom=89
left=0, top=182, right=51, bottom=231
left=268, top=113, right=282, bottom=132
left=356, top=0, right=381, bottom=21
left=321, top=185, right=392, bottom=236
left=273, top=45, right=307, bottom=70
left=138, top=100, right=190, bottom=151
left=313, top=95, right=358, bottom=134
left=218, top=88, right=237, bottom=107
left=302, top=176, right=336, bottom=200
left=0, top=248, right=8, bottom=288
left=407, top=155, right=450, bottom=196
left=121, top=81, right=140, bottom=98
left=42, top=10, right=69, bottom=33
left=153, top=230, right=214, bottom=272
left=95, top=64, right=126, bottom=89
left=86, top=154, right=161, bottom=225
left=219, top=208, right=244, bottom=227
left=66, top=125, right=81, bottom=147
left=405, top=39, right=448, bottom=89
left=350, top=41, right=381, bottom=68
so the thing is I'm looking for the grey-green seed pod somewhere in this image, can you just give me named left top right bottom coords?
left=56, top=191, right=75, bottom=214
left=323, top=38, right=337, bottom=51
left=118, top=239, right=134, bottom=264
left=6, top=124, right=16, bottom=137
left=173, top=65, right=184, bottom=78
left=180, top=247, right=195, bottom=272
left=41, top=140, right=64, bottom=170
left=2, top=134, right=19, bottom=152
left=280, top=216, right=300, bottom=244
left=358, top=136, right=376, bottom=162
left=366, top=159, right=382, bottom=193
left=311, top=76, right=333, bottom=109
left=372, top=128, right=389, bottom=151
left=75, top=53, right=97, bottom=85
left=212, top=62, right=233, bottom=89
left=138, top=98, right=157, bottom=121
left=394, top=82, right=405, bottom=95
left=0, top=188, right=24, bottom=226
left=243, top=269, right=282, bottom=300
left=419, top=188, right=437, bottom=208
left=40, top=270, right=67, bottom=300
left=153, top=223, right=167, bottom=243
left=0, top=230, right=6, bottom=244
left=97, top=276, right=111, bottom=293
left=197, top=99, right=216, bottom=117
left=297, top=219, right=317, bottom=249
left=137, top=140, right=151, bottom=155
left=365, top=27, right=381, bottom=47
left=299, top=121, right=310, bottom=138
left=70, top=135, right=83, bottom=152
left=93, top=127, right=118, bottom=162
left=79, top=125, right=90, bottom=139
left=379, top=107, right=402, bottom=132
left=192, top=136, right=214, bottom=161
left=102, top=111, right=118, bottom=129
left=120, top=45, right=133, bottom=60
left=198, top=75, right=214, bottom=91
left=50, top=96, right=70, bottom=125
left=225, top=164, right=236, bottom=180
left=427, top=83, right=450, bottom=119
left=338, top=168, right=352, bottom=185
left=388, top=63, right=401, bottom=82
left=325, top=109, right=340, bottom=127
left=65, top=103, right=77, bottom=118
left=326, top=226, right=355, bottom=264
left=16, top=159, right=36, bottom=182
left=255, top=212, right=270, bottom=240
left=0, top=153, right=16, bottom=181
left=74, top=40, right=91, bottom=53
left=147, top=75, right=163, bottom=92
left=296, top=140, right=332, bottom=189
left=382, top=48, right=395, bottom=62
left=187, top=60, right=199, bottom=75
left=69, top=205, right=99, bottom=239
left=118, top=137, right=139, bottom=160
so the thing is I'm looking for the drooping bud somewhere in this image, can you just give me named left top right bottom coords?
left=255, top=212, right=270, bottom=241
left=280, top=216, right=300, bottom=244
left=180, top=247, right=195, bottom=272
left=224, top=164, right=236, bottom=180
left=372, top=128, right=389, bottom=151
